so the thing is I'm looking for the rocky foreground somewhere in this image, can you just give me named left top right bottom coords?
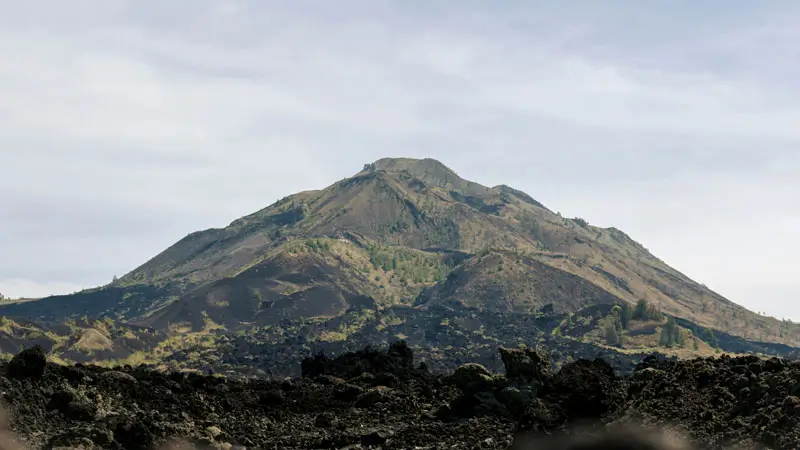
left=0, top=343, right=799, bottom=449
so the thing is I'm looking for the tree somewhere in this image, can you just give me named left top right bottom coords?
left=572, top=217, right=589, bottom=228
left=633, top=299, right=663, bottom=322
left=700, top=327, right=719, bottom=349
left=659, top=317, right=685, bottom=348
left=604, top=320, right=620, bottom=346
left=0, top=292, right=4, bottom=301
left=619, top=302, right=633, bottom=329
left=659, top=325, right=672, bottom=347
left=633, top=299, right=648, bottom=320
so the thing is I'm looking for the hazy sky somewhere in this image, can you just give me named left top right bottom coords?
left=1, top=1, right=798, bottom=318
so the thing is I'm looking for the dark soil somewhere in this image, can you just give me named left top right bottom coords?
left=1, top=343, right=799, bottom=449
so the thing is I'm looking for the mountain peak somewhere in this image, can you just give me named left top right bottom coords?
left=364, top=157, right=458, bottom=177
left=2, top=154, right=799, bottom=371
left=369, top=156, right=453, bottom=172
left=360, top=157, right=484, bottom=193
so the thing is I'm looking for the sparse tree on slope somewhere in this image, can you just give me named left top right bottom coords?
left=604, top=320, right=621, bottom=346
left=633, top=299, right=663, bottom=321
left=660, top=317, right=685, bottom=348
left=619, top=302, right=633, bottom=329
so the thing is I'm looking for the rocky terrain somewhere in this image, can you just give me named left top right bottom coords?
left=1, top=342, right=799, bottom=449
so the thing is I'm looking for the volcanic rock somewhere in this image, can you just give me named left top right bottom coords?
left=7, top=345, right=46, bottom=380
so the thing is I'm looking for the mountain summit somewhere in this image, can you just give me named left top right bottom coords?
left=362, top=157, right=477, bottom=192
left=367, top=157, right=461, bottom=179
left=1, top=157, right=797, bottom=370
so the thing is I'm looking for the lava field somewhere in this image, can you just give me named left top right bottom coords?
left=0, top=342, right=799, bottom=449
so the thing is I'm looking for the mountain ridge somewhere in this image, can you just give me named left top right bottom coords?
left=1, top=157, right=797, bottom=371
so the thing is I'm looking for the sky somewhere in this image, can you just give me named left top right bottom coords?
left=1, top=1, right=798, bottom=318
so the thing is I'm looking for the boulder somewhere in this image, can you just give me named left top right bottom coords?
left=47, top=389, right=97, bottom=422
left=354, top=386, right=394, bottom=408
left=497, top=386, right=533, bottom=416
left=452, top=363, right=494, bottom=395
left=499, top=347, right=552, bottom=381
left=100, top=370, right=138, bottom=385
left=7, top=345, right=47, bottom=380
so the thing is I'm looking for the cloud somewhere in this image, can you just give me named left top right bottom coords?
left=0, top=1, right=798, bottom=317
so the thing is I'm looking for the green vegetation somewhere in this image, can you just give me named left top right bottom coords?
left=305, top=238, right=331, bottom=252
left=572, top=217, right=589, bottom=228
left=315, top=309, right=376, bottom=342
left=660, top=317, right=685, bottom=347
left=616, top=303, right=632, bottom=330
left=600, top=301, right=679, bottom=348
left=366, top=243, right=450, bottom=283
left=633, top=299, right=663, bottom=322
left=604, top=319, right=621, bottom=346
left=604, top=305, right=631, bottom=346
left=699, top=327, right=719, bottom=349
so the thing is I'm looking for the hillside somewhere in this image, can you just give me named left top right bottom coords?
left=1, top=157, right=798, bottom=371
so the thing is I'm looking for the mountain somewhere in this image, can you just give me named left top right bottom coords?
left=1, top=157, right=798, bottom=373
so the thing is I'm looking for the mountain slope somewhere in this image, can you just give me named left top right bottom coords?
left=3, top=157, right=798, bottom=351
left=413, top=250, right=621, bottom=313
